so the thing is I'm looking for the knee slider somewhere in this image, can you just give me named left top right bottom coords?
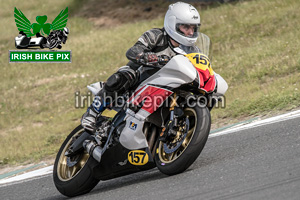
left=105, top=67, right=138, bottom=94
left=105, top=73, right=124, bottom=92
left=117, top=67, right=138, bottom=87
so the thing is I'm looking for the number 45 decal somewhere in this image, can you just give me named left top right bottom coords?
left=128, top=150, right=149, bottom=165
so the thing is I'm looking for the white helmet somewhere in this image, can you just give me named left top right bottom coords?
left=164, top=2, right=201, bottom=46
left=63, top=27, right=69, bottom=36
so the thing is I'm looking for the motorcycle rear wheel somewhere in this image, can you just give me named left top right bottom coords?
left=53, top=125, right=99, bottom=197
left=155, top=106, right=211, bottom=175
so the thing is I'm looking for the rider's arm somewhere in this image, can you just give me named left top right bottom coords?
left=126, top=28, right=164, bottom=64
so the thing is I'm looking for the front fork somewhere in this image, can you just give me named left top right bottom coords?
left=159, top=93, right=184, bottom=141
left=169, top=93, right=178, bottom=126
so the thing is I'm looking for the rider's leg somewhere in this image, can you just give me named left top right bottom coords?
left=81, top=66, right=138, bottom=132
left=81, top=90, right=107, bottom=132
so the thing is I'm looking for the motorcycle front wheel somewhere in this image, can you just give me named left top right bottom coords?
left=53, top=125, right=99, bottom=197
left=155, top=106, right=211, bottom=175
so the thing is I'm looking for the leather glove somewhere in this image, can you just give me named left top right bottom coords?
left=137, top=52, right=158, bottom=64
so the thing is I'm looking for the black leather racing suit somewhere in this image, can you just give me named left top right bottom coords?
left=104, top=28, right=201, bottom=95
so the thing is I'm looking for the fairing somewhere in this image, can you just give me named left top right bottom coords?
left=185, top=53, right=216, bottom=93
left=120, top=54, right=212, bottom=150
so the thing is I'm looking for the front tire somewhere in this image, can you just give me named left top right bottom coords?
left=155, top=106, right=211, bottom=175
left=53, top=125, right=99, bottom=197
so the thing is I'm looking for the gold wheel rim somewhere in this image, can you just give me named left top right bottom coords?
left=57, top=128, right=90, bottom=181
left=158, top=108, right=197, bottom=163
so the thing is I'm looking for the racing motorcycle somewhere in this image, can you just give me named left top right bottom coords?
left=44, top=28, right=69, bottom=49
left=53, top=49, right=228, bottom=197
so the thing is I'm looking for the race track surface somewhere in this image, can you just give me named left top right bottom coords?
left=1, top=116, right=299, bottom=200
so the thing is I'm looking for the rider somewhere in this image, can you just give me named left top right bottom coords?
left=46, top=27, right=69, bottom=49
left=81, top=2, right=208, bottom=132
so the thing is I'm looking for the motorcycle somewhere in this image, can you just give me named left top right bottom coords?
left=53, top=49, right=228, bottom=197
left=44, top=28, right=69, bottom=49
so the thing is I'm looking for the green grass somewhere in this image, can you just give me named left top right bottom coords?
left=202, top=0, right=300, bottom=121
left=0, top=0, right=299, bottom=166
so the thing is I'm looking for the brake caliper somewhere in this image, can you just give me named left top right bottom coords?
left=161, top=116, right=189, bottom=154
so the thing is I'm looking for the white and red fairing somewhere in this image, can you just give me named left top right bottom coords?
left=120, top=54, right=228, bottom=150
left=128, top=55, right=198, bottom=116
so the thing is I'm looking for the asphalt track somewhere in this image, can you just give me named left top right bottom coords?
left=0, top=115, right=299, bottom=200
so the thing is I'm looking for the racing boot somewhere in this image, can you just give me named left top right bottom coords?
left=81, top=95, right=106, bottom=133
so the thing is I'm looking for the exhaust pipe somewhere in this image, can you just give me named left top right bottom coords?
left=83, top=140, right=102, bottom=162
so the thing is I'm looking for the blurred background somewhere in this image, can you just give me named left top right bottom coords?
left=0, top=0, right=299, bottom=167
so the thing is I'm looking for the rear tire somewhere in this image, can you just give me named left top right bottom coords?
left=53, top=125, right=99, bottom=197
left=155, top=106, right=211, bottom=175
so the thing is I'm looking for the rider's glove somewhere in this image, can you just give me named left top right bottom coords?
left=136, top=52, right=158, bottom=65
left=144, top=52, right=158, bottom=63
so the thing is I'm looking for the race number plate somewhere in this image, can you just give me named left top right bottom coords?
left=128, top=150, right=149, bottom=165
left=185, top=53, right=214, bottom=76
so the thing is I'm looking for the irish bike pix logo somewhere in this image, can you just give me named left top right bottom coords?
left=9, top=7, right=71, bottom=63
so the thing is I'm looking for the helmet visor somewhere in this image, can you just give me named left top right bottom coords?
left=176, top=23, right=200, bottom=38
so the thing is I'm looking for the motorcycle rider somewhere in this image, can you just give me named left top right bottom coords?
left=81, top=2, right=209, bottom=132
left=46, top=27, right=69, bottom=49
